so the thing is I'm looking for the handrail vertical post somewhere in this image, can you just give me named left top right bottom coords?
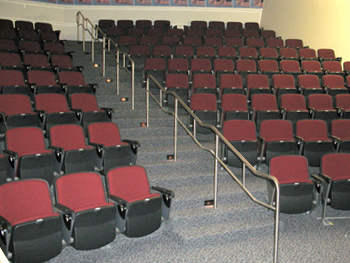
left=193, top=120, right=196, bottom=140
left=146, top=76, right=149, bottom=127
left=273, top=183, right=280, bottom=263
left=102, top=35, right=106, bottom=77
left=131, top=61, right=135, bottom=110
left=242, top=162, right=246, bottom=188
left=82, top=19, right=86, bottom=51
left=77, top=15, right=80, bottom=42
left=91, top=22, right=95, bottom=62
left=214, top=134, right=219, bottom=209
left=116, top=49, right=120, bottom=95
left=174, top=98, right=178, bottom=162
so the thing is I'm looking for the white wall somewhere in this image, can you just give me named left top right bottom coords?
left=0, top=0, right=262, bottom=40
left=260, top=0, right=350, bottom=62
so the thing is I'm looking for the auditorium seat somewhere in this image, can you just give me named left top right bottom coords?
left=318, top=153, right=350, bottom=224
left=331, top=119, right=350, bottom=153
left=192, top=73, right=216, bottom=95
left=35, top=93, right=81, bottom=135
left=246, top=74, right=271, bottom=99
left=69, top=93, right=113, bottom=132
left=218, top=74, right=244, bottom=96
left=58, top=70, right=97, bottom=95
left=106, top=165, right=174, bottom=237
left=222, top=119, right=258, bottom=167
left=87, top=122, right=139, bottom=174
left=0, top=94, right=43, bottom=134
left=143, top=57, right=166, bottom=90
left=271, top=74, right=298, bottom=97
left=307, top=94, right=340, bottom=128
left=322, top=74, right=348, bottom=97
left=250, top=94, right=280, bottom=129
left=190, top=93, right=218, bottom=134
left=299, top=48, right=318, bottom=61
left=295, top=119, right=337, bottom=166
left=54, top=172, right=116, bottom=249
left=280, top=94, right=310, bottom=125
left=318, top=48, right=342, bottom=62
left=0, top=179, right=62, bottom=262
left=165, top=73, right=190, bottom=108
left=297, top=74, right=323, bottom=97
left=220, top=93, right=249, bottom=123
left=49, top=124, right=100, bottom=174
left=258, top=119, right=298, bottom=165
left=4, top=127, right=55, bottom=183
left=334, top=94, right=350, bottom=118
left=268, top=155, right=319, bottom=214
left=285, top=39, right=306, bottom=49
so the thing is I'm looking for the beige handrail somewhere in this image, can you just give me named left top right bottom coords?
left=146, top=75, right=280, bottom=263
left=76, top=11, right=136, bottom=109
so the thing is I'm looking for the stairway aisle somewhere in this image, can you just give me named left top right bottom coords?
left=48, top=41, right=350, bottom=263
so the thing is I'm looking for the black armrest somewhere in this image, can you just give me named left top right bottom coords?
left=88, top=83, right=98, bottom=93
left=0, top=215, right=12, bottom=249
left=89, top=142, right=104, bottom=158
left=69, top=109, right=83, bottom=121
left=49, top=146, right=65, bottom=162
left=310, top=173, right=324, bottom=184
left=108, top=194, right=128, bottom=207
left=294, top=135, right=304, bottom=146
left=151, top=186, right=175, bottom=198
left=3, top=149, right=18, bottom=160
left=33, top=109, right=46, bottom=122
left=0, top=112, right=5, bottom=124
left=55, top=203, right=75, bottom=215
left=123, top=139, right=141, bottom=148
left=100, top=107, right=114, bottom=119
left=54, top=203, right=75, bottom=230
left=317, top=172, right=332, bottom=184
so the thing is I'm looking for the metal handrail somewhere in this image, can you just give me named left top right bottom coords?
left=76, top=12, right=135, bottom=109
left=146, top=75, right=280, bottom=263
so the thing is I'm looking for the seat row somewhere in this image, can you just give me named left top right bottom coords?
left=0, top=92, right=112, bottom=135
left=141, top=57, right=348, bottom=87
left=0, top=19, right=61, bottom=42
left=0, top=50, right=79, bottom=72
left=113, top=35, right=314, bottom=53
left=221, top=118, right=350, bottom=167
left=133, top=45, right=342, bottom=65
left=0, top=39, right=69, bottom=56
left=0, top=166, right=174, bottom=262
left=189, top=93, right=350, bottom=138
left=0, top=68, right=96, bottom=100
left=266, top=154, right=350, bottom=219
left=145, top=61, right=350, bottom=103
left=98, top=19, right=260, bottom=32
left=0, top=121, right=139, bottom=185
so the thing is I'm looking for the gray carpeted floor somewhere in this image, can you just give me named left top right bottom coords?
left=47, top=41, right=350, bottom=263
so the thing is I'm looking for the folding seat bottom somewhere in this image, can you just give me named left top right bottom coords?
left=5, top=114, right=42, bottom=131
left=18, top=153, right=55, bottom=184
left=267, top=182, right=316, bottom=214
left=192, top=111, right=217, bottom=134
left=102, top=145, right=133, bottom=174
left=303, top=141, right=336, bottom=167
left=120, top=196, right=162, bottom=238
left=264, top=141, right=298, bottom=164
left=62, top=149, right=97, bottom=174
left=328, top=180, right=350, bottom=210
left=225, top=141, right=258, bottom=168
left=10, top=216, right=62, bottom=263
left=69, top=205, right=116, bottom=250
